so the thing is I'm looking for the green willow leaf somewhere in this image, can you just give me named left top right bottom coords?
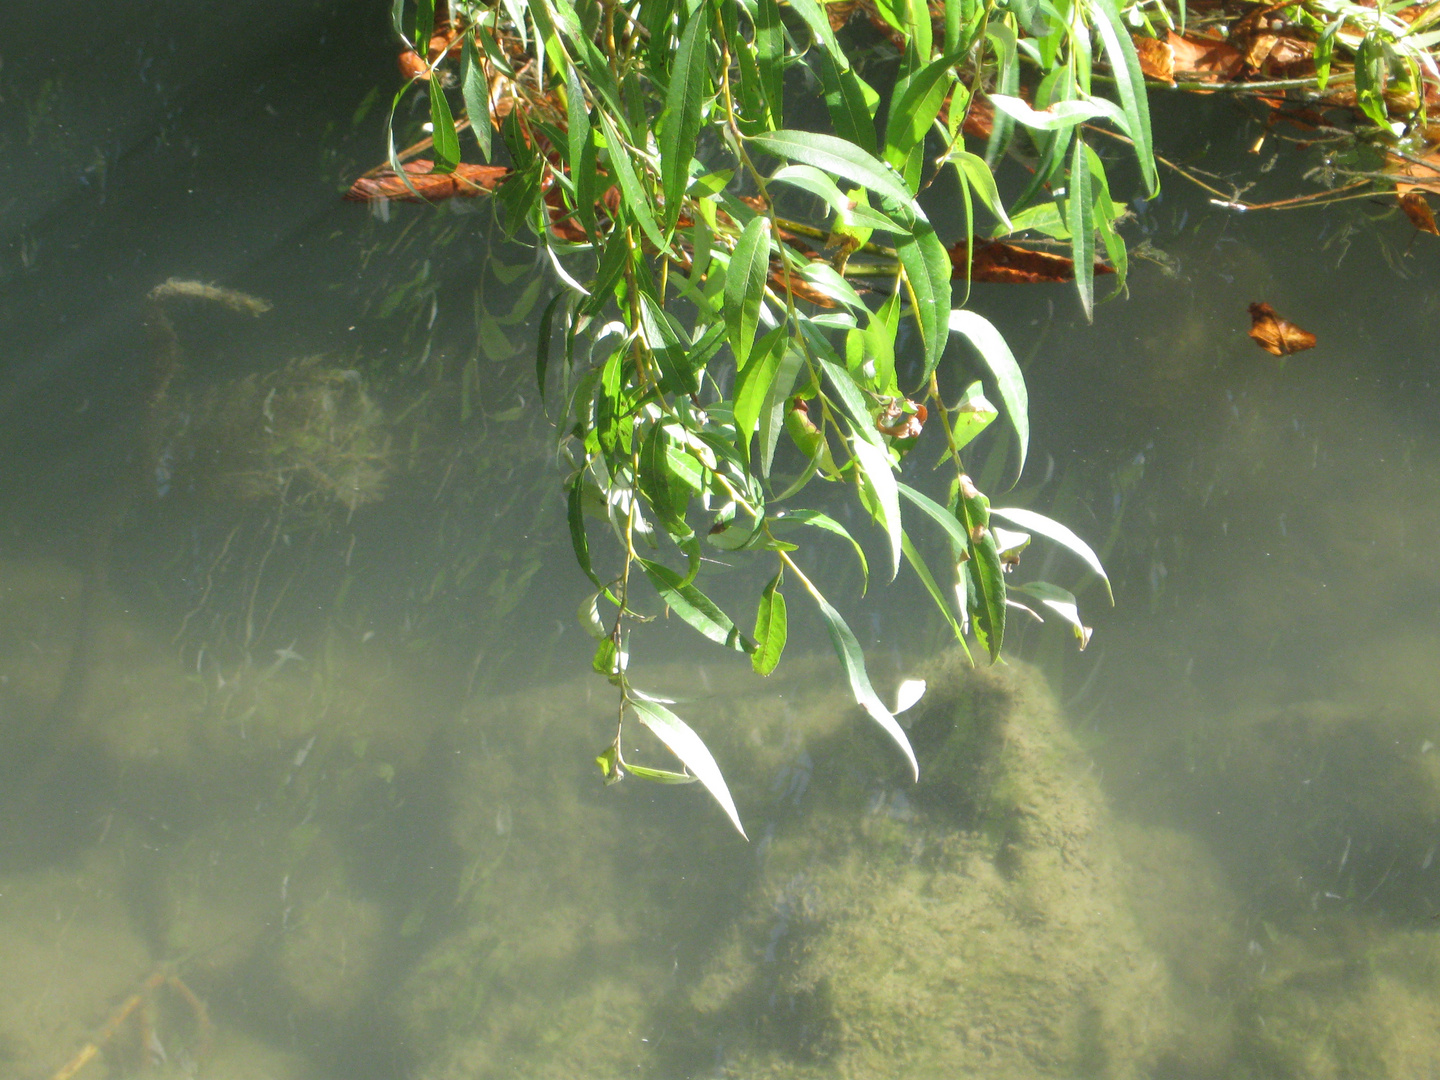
left=734, top=327, right=787, bottom=445
left=797, top=574, right=918, bottom=779
left=950, top=149, right=1012, bottom=233
left=726, top=216, right=771, bottom=371
left=596, top=110, right=667, bottom=251
left=1067, top=133, right=1095, bottom=322
left=987, top=93, right=1111, bottom=131
left=630, top=698, right=747, bottom=837
left=661, top=9, right=709, bottom=233
left=899, top=219, right=953, bottom=383
left=754, top=0, right=784, bottom=127
left=428, top=79, right=461, bottom=174
left=770, top=165, right=903, bottom=232
left=787, top=0, right=849, bottom=65
left=565, top=65, right=599, bottom=240
left=949, top=380, right=997, bottom=451
left=1012, top=580, right=1093, bottom=649
left=988, top=506, right=1113, bottom=603
left=1085, top=142, right=1127, bottom=299
left=961, top=513, right=1006, bottom=663
left=639, top=558, right=752, bottom=651
left=748, top=131, right=915, bottom=210
left=461, top=32, right=493, bottom=161
left=948, top=310, right=1028, bottom=484
left=883, top=53, right=956, bottom=172
left=901, top=531, right=969, bottom=650
left=773, top=509, right=869, bottom=593
left=536, top=291, right=563, bottom=403
left=815, top=51, right=880, bottom=156
left=392, top=0, right=407, bottom=39
left=414, top=0, right=436, bottom=51
left=751, top=572, right=788, bottom=675
left=568, top=472, right=614, bottom=600
left=897, top=482, right=970, bottom=558
left=1087, top=0, right=1158, bottom=195
left=850, top=424, right=902, bottom=580
left=623, top=761, right=699, bottom=783
left=639, top=293, right=700, bottom=395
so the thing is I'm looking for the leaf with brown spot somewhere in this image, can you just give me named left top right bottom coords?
left=1247, top=302, right=1316, bottom=356
left=345, top=160, right=510, bottom=201
left=1400, top=191, right=1439, bottom=235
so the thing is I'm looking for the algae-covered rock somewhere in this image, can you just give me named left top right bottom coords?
left=682, top=653, right=1184, bottom=1080
left=395, top=652, right=1192, bottom=1080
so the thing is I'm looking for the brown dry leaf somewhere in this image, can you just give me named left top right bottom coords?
left=1387, top=142, right=1440, bottom=196
left=952, top=240, right=1114, bottom=284
left=1133, top=34, right=1175, bottom=83
left=1247, top=301, right=1317, bottom=356
left=1400, top=191, right=1440, bottom=235
left=1164, top=31, right=1244, bottom=82
left=826, top=0, right=860, bottom=30
left=345, top=161, right=510, bottom=202
left=962, top=96, right=995, bottom=139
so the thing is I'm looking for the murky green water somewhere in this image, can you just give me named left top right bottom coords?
left=4, top=6, right=1440, bottom=1078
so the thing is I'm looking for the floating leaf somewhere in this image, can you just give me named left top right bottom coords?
left=1247, top=302, right=1317, bottom=356
left=345, top=161, right=510, bottom=201
left=630, top=698, right=747, bottom=837
left=1400, top=191, right=1439, bottom=235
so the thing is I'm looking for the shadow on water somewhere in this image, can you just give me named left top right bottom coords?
left=4, top=5, right=1440, bottom=1079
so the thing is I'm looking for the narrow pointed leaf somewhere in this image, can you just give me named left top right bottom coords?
left=1088, top=0, right=1158, bottom=195
left=726, top=216, right=771, bottom=370
left=850, top=425, right=902, bottom=580
left=798, top=576, right=918, bottom=779
left=752, top=572, right=788, bottom=675
left=639, top=558, right=751, bottom=651
left=748, top=131, right=915, bottom=210
left=898, top=220, right=952, bottom=382
left=948, top=310, right=1028, bottom=484
left=773, top=509, right=869, bottom=592
left=597, top=110, right=668, bottom=251
left=630, top=698, right=747, bottom=837
left=989, top=506, right=1113, bottom=602
left=428, top=79, right=461, bottom=174
left=461, top=32, right=493, bottom=161
left=661, top=11, right=709, bottom=232
left=1067, top=133, right=1095, bottom=321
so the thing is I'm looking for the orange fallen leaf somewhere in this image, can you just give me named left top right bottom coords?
left=345, top=161, right=511, bottom=201
left=1166, top=31, right=1245, bottom=82
left=1133, top=34, right=1175, bottom=84
left=1247, top=301, right=1316, bottom=356
left=951, top=240, right=1114, bottom=284
left=1399, top=191, right=1439, bottom=235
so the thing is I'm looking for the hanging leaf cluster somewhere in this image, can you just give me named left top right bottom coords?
left=366, top=0, right=1151, bottom=834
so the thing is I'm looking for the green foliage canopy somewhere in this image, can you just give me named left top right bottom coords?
left=390, top=0, right=1146, bottom=833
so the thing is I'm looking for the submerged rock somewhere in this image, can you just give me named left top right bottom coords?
left=682, top=653, right=1183, bottom=1079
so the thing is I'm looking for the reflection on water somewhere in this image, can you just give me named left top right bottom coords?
left=3, top=7, right=1440, bottom=1079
